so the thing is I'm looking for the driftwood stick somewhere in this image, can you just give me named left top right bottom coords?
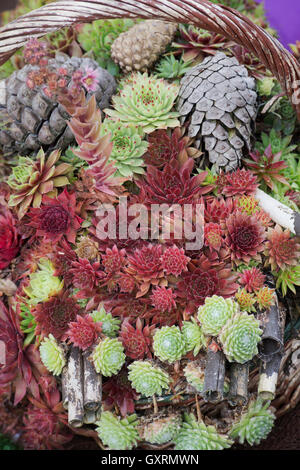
left=61, top=366, right=69, bottom=410
left=83, top=411, right=97, bottom=425
left=258, top=352, right=283, bottom=401
left=203, top=348, right=226, bottom=402
left=258, top=293, right=284, bottom=362
left=83, top=350, right=102, bottom=412
left=255, top=188, right=300, bottom=236
left=67, top=346, right=84, bottom=428
left=228, top=362, right=249, bottom=406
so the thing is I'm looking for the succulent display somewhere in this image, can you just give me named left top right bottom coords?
left=219, top=311, right=263, bottom=363
left=0, top=0, right=299, bottom=453
left=111, top=20, right=177, bottom=73
left=174, top=413, right=233, bottom=450
left=92, top=338, right=125, bottom=377
left=39, top=334, right=66, bottom=375
left=177, top=52, right=257, bottom=171
left=128, top=361, right=170, bottom=397
left=230, top=399, right=275, bottom=445
left=0, top=55, right=116, bottom=156
left=95, top=411, right=139, bottom=450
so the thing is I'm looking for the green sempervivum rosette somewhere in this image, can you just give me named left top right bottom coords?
left=92, top=338, right=125, bottom=376
left=100, top=119, right=148, bottom=178
left=174, top=413, right=233, bottom=450
left=39, top=334, right=66, bottom=376
left=230, top=399, right=275, bottom=446
left=153, top=326, right=186, bottom=363
left=128, top=361, right=170, bottom=397
left=96, top=411, right=139, bottom=450
left=139, top=412, right=182, bottom=444
left=23, top=258, right=64, bottom=305
left=219, top=312, right=262, bottom=363
left=105, top=72, right=180, bottom=133
left=181, top=318, right=206, bottom=356
left=91, top=307, right=120, bottom=337
left=197, top=295, right=238, bottom=336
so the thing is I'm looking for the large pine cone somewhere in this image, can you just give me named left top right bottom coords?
left=0, top=55, right=116, bottom=156
left=177, top=52, right=258, bottom=171
left=111, top=20, right=177, bottom=73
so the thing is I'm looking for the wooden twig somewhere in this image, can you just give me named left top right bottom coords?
left=61, top=365, right=69, bottom=410
left=258, top=294, right=284, bottom=362
left=258, top=353, right=283, bottom=401
left=153, top=395, right=158, bottom=414
left=203, top=348, right=226, bottom=403
left=67, top=346, right=84, bottom=428
left=228, top=362, right=249, bottom=406
left=83, top=350, right=102, bottom=412
left=255, top=188, right=300, bottom=236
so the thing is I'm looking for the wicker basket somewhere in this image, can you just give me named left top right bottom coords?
left=0, top=0, right=299, bottom=450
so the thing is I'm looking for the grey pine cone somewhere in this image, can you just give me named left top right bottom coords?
left=177, top=52, right=258, bottom=171
left=0, top=54, right=117, bottom=156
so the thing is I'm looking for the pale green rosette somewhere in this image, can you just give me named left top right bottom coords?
left=174, top=413, right=233, bottom=450
left=219, top=312, right=262, bottom=363
left=153, top=326, right=186, bottom=363
left=197, top=295, right=238, bottom=336
left=181, top=318, right=206, bottom=356
left=230, top=399, right=275, bottom=446
left=105, top=72, right=180, bottom=133
left=92, top=338, right=125, bottom=376
left=128, top=361, right=170, bottom=397
left=91, top=307, right=120, bottom=338
left=95, top=411, right=139, bottom=450
left=100, top=119, right=148, bottom=178
left=23, top=258, right=64, bottom=305
left=39, top=334, right=66, bottom=376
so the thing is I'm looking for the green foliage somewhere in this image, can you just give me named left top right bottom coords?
left=23, top=259, right=64, bottom=305
left=197, top=295, right=238, bottom=336
left=92, top=338, right=125, bottom=376
left=96, top=411, right=139, bottom=450
left=39, top=334, right=66, bottom=375
left=105, top=72, right=180, bottom=133
left=219, top=312, right=262, bottom=363
left=256, top=130, right=297, bottom=159
left=230, top=399, right=275, bottom=445
left=78, top=19, right=137, bottom=76
left=19, top=303, right=37, bottom=346
left=91, top=307, right=120, bottom=337
left=264, top=96, right=297, bottom=136
left=59, top=147, right=88, bottom=183
left=141, top=414, right=182, bottom=444
left=274, top=266, right=300, bottom=297
left=0, top=433, right=19, bottom=450
left=155, top=55, right=193, bottom=80
left=100, top=119, right=148, bottom=178
left=181, top=318, right=206, bottom=356
left=128, top=361, right=170, bottom=397
left=153, top=326, right=186, bottom=363
left=174, top=413, right=233, bottom=450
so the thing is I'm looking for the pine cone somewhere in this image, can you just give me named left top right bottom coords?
left=111, top=20, right=177, bottom=73
left=0, top=55, right=116, bottom=156
left=177, top=52, right=257, bottom=171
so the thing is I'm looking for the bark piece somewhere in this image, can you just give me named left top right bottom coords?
left=67, top=346, right=84, bottom=428
left=258, top=353, right=283, bottom=401
left=61, top=366, right=69, bottom=410
left=228, top=362, right=249, bottom=406
left=203, top=349, right=226, bottom=402
left=83, top=350, right=102, bottom=412
left=258, top=294, right=284, bottom=362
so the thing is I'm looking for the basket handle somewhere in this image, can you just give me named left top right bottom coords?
left=0, top=0, right=299, bottom=119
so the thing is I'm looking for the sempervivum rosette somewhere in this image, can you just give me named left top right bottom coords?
left=230, top=400, right=275, bottom=446
left=197, top=295, right=238, bottom=336
left=174, top=413, right=233, bottom=450
left=128, top=361, right=170, bottom=397
left=39, top=334, right=66, bottom=376
left=181, top=318, right=206, bottom=356
left=105, top=72, right=180, bottom=133
left=153, top=326, right=186, bottom=363
left=95, top=411, right=139, bottom=450
left=92, top=338, right=125, bottom=377
left=219, top=311, right=262, bottom=363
